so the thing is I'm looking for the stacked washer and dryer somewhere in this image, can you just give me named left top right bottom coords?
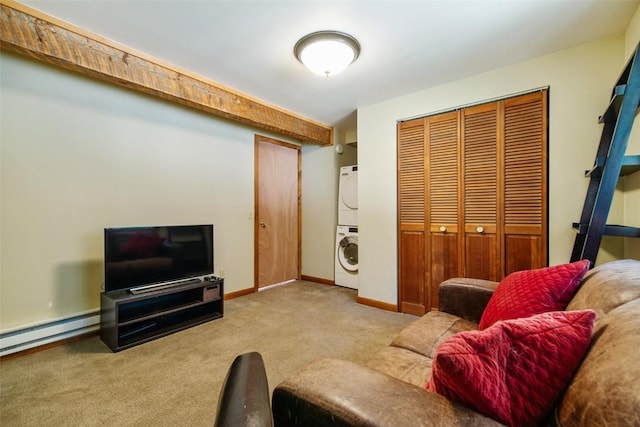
left=335, top=165, right=358, bottom=289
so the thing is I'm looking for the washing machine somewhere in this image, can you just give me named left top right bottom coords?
left=335, top=225, right=358, bottom=289
left=338, top=165, right=358, bottom=226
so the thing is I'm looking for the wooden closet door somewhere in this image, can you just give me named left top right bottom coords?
left=397, top=119, right=427, bottom=315
left=396, top=90, right=547, bottom=315
left=427, top=111, right=461, bottom=311
left=462, top=103, right=501, bottom=281
left=503, top=91, right=548, bottom=274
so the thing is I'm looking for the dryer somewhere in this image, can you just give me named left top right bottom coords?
left=338, top=165, right=358, bottom=226
left=335, top=225, right=358, bottom=289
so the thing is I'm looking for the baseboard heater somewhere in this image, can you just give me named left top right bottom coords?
left=0, top=310, right=100, bottom=357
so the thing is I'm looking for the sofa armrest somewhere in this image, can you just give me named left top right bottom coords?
left=214, top=352, right=273, bottom=427
left=272, top=358, right=503, bottom=427
left=438, top=278, right=499, bottom=324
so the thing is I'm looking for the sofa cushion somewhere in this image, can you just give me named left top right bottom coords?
left=273, top=358, right=504, bottom=427
left=567, top=259, right=640, bottom=315
left=390, top=311, right=477, bottom=358
left=363, top=346, right=433, bottom=387
left=364, top=312, right=476, bottom=388
left=426, top=310, right=596, bottom=427
left=557, top=298, right=640, bottom=426
left=479, top=260, right=590, bottom=329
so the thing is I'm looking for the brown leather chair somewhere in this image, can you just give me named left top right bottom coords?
left=214, top=352, right=273, bottom=427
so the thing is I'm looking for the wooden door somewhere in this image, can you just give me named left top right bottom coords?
left=397, top=119, right=427, bottom=315
left=503, top=91, right=547, bottom=274
left=462, top=103, right=500, bottom=281
left=426, top=111, right=461, bottom=311
left=255, top=135, right=301, bottom=289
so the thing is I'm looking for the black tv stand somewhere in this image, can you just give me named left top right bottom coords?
left=100, top=278, right=223, bottom=352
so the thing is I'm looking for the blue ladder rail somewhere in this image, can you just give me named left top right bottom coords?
left=571, top=42, right=640, bottom=265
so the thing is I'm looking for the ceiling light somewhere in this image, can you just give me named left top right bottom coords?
left=294, top=31, right=360, bottom=77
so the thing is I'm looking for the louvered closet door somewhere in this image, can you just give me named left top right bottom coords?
left=503, top=91, right=547, bottom=274
left=462, top=103, right=500, bottom=280
left=397, top=90, right=547, bottom=315
left=427, top=111, right=461, bottom=311
left=397, top=119, right=427, bottom=315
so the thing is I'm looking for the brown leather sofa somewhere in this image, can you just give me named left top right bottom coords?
left=272, top=259, right=640, bottom=426
left=215, top=352, right=273, bottom=427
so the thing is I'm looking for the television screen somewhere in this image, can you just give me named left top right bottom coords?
left=104, top=225, right=214, bottom=293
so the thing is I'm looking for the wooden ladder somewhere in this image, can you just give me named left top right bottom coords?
left=571, top=42, right=640, bottom=265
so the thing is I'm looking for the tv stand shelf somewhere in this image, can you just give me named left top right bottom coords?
left=100, top=278, right=223, bottom=352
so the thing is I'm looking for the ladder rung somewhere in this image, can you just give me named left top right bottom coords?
left=621, top=155, right=640, bottom=176
left=584, top=166, right=602, bottom=178
left=585, top=155, right=640, bottom=177
left=598, top=85, right=640, bottom=124
left=572, top=222, right=588, bottom=234
left=603, top=225, right=640, bottom=237
left=573, top=223, right=640, bottom=237
left=615, top=48, right=634, bottom=87
left=598, top=85, right=628, bottom=124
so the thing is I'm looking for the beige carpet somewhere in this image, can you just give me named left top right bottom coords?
left=1, top=281, right=417, bottom=426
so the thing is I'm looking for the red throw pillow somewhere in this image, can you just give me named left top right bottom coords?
left=425, top=310, right=596, bottom=427
left=478, top=260, right=590, bottom=330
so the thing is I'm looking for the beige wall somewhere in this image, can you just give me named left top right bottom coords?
left=0, top=52, right=339, bottom=331
left=2, top=12, right=637, bottom=331
left=357, top=35, right=631, bottom=305
left=301, top=140, right=357, bottom=280
left=301, top=144, right=339, bottom=280
left=626, top=5, right=640, bottom=60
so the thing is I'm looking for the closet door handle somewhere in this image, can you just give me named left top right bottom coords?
left=476, top=226, right=484, bottom=233
left=439, top=225, right=447, bottom=232
left=259, top=221, right=267, bottom=228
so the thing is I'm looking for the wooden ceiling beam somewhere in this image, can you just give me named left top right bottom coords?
left=0, top=0, right=333, bottom=146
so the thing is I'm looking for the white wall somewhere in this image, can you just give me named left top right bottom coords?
left=357, top=36, right=628, bottom=305
left=301, top=144, right=339, bottom=280
left=0, top=52, right=338, bottom=331
left=300, top=140, right=356, bottom=280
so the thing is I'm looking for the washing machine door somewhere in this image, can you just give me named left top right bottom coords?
left=337, top=235, right=358, bottom=272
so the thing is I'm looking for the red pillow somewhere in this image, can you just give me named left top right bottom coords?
left=479, top=260, right=590, bottom=330
left=426, top=310, right=595, bottom=427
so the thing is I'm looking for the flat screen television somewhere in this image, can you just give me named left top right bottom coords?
left=104, top=224, right=214, bottom=293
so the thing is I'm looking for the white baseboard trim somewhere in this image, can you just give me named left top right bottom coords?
left=0, top=310, right=100, bottom=357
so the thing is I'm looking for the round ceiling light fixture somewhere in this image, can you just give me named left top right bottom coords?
left=294, top=31, right=360, bottom=77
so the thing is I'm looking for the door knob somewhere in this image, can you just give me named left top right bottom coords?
left=259, top=221, right=267, bottom=228
left=439, top=225, right=447, bottom=232
left=476, top=226, right=484, bottom=233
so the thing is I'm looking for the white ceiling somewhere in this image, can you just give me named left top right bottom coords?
left=19, top=0, right=640, bottom=134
